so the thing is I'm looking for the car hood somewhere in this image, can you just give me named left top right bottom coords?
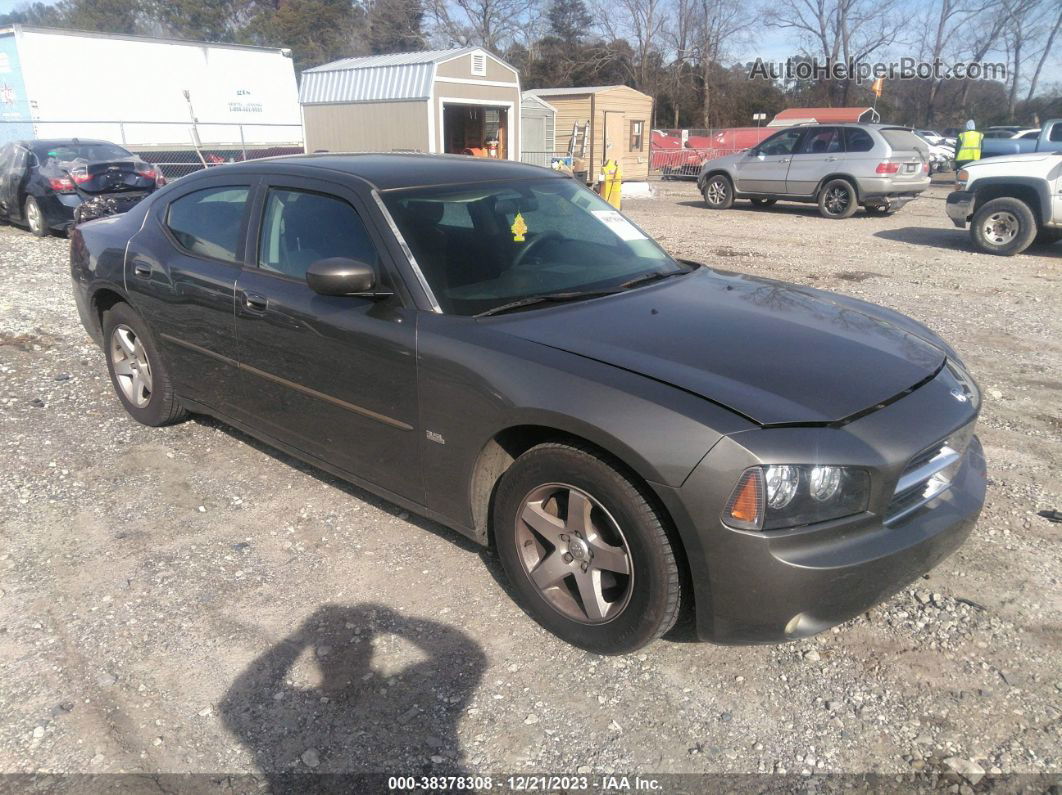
left=973, top=151, right=1058, bottom=166
left=491, top=268, right=948, bottom=425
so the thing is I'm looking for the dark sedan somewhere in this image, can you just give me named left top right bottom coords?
left=0, top=138, right=163, bottom=236
left=69, top=154, right=985, bottom=653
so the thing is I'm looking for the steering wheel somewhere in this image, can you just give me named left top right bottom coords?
left=513, top=231, right=564, bottom=268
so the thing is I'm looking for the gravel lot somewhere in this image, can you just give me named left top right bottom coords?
left=0, top=182, right=1059, bottom=785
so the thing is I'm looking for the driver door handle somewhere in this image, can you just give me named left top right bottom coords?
left=778, top=158, right=791, bottom=164
left=243, top=292, right=268, bottom=312
left=133, top=262, right=151, bottom=278
left=825, top=156, right=839, bottom=162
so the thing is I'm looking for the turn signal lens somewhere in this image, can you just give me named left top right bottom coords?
left=723, top=468, right=764, bottom=530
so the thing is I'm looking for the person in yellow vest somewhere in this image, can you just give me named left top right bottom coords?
left=955, top=119, right=984, bottom=170
left=597, top=147, right=622, bottom=210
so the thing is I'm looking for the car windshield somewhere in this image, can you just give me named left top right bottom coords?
left=383, top=178, right=686, bottom=316
left=33, top=141, right=133, bottom=163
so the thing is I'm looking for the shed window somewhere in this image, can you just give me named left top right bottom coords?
left=471, top=53, right=486, bottom=76
left=630, top=120, right=644, bottom=151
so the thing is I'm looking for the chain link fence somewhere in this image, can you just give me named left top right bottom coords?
left=0, top=120, right=304, bottom=180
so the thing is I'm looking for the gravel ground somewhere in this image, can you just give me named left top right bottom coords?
left=0, top=183, right=1059, bottom=786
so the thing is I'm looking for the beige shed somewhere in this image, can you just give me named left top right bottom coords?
left=523, top=85, right=654, bottom=181
left=299, top=47, right=521, bottom=159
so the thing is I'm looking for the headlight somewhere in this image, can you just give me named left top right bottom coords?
left=723, top=465, right=870, bottom=531
left=942, top=359, right=980, bottom=409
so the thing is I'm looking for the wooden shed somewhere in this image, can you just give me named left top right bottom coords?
left=523, top=85, right=653, bottom=181
left=519, top=93, right=556, bottom=168
left=299, top=47, right=521, bottom=159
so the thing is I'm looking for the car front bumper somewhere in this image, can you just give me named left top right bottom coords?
left=652, top=363, right=985, bottom=644
left=946, top=190, right=974, bottom=228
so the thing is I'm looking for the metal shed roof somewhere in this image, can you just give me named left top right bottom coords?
left=301, top=47, right=507, bottom=105
left=524, top=85, right=646, bottom=97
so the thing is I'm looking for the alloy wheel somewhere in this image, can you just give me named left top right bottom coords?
left=705, top=179, right=728, bottom=205
left=26, top=200, right=43, bottom=234
left=110, top=325, right=153, bottom=408
left=824, top=187, right=850, bottom=215
left=982, top=211, right=1019, bottom=245
left=514, top=483, right=634, bottom=624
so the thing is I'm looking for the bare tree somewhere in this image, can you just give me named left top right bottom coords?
left=691, top=0, right=752, bottom=128
left=917, top=0, right=998, bottom=125
left=591, top=0, right=668, bottom=91
left=1024, top=2, right=1062, bottom=103
left=428, top=0, right=532, bottom=51
left=999, top=0, right=1048, bottom=120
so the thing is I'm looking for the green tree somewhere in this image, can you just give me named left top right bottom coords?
left=366, top=0, right=424, bottom=54
left=44, top=0, right=147, bottom=34
left=547, top=0, right=592, bottom=46
left=243, top=0, right=364, bottom=72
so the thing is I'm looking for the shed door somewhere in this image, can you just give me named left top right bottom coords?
left=603, top=111, right=625, bottom=162
left=523, top=114, right=546, bottom=158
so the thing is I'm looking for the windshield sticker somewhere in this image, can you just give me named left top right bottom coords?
left=511, top=212, right=528, bottom=242
left=591, top=210, right=647, bottom=241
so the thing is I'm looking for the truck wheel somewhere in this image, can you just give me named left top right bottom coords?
left=970, top=198, right=1038, bottom=256
left=494, top=442, right=683, bottom=654
left=701, top=174, right=734, bottom=210
left=818, top=179, right=858, bottom=218
left=25, top=196, right=48, bottom=237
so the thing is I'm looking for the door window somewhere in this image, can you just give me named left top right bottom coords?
left=0, top=143, right=13, bottom=173
left=258, top=188, right=379, bottom=280
left=758, top=129, right=805, bottom=156
left=166, top=186, right=250, bottom=263
left=799, top=127, right=843, bottom=154
left=844, top=127, right=875, bottom=152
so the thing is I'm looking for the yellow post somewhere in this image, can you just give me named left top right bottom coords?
left=599, top=157, right=622, bottom=210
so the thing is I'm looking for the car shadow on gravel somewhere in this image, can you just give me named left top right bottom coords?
left=192, top=415, right=484, bottom=555
left=874, top=226, right=974, bottom=251
left=220, top=602, right=487, bottom=785
left=675, top=200, right=890, bottom=219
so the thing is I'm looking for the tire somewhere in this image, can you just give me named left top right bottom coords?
left=970, top=197, right=1038, bottom=256
left=817, top=179, right=858, bottom=219
left=102, top=302, right=188, bottom=426
left=24, top=196, right=48, bottom=237
left=494, top=442, right=682, bottom=654
left=749, top=198, right=777, bottom=207
left=701, top=174, right=734, bottom=210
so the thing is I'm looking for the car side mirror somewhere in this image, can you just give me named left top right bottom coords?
left=306, top=257, right=385, bottom=297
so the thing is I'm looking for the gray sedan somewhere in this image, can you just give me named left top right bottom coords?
left=698, top=124, right=931, bottom=218
left=70, top=154, right=983, bottom=653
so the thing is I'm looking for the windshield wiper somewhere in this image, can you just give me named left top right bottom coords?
left=475, top=289, right=620, bottom=318
left=619, top=269, right=690, bottom=290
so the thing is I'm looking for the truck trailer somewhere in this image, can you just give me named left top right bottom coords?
left=0, top=25, right=301, bottom=149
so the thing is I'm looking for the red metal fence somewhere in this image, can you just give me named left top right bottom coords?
left=650, top=128, right=775, bottom=179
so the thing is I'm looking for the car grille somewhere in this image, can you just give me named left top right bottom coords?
left=885, top=423, right=975, bottom=524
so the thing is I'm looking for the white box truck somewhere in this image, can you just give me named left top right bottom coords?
left=0, top=25, right=301, bottom=149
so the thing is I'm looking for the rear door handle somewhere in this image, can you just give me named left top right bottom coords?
left=778, top=158, right=790, bottom=163
left=826, top=156, right=839, bottom=162
left=243, top=292, right=268, bottom=312
left=133, top=262, right=151, bottom=278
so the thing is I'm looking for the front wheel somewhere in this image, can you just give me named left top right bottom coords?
left=494, top=442, right=683, bottom=654
left=701, top=174, right=734, bottom=210
left=818, top=179, right=858, bottom=219
left=970, top=197, right=1038, bottom=256
left=25, top=196, right=48, bottom=237
left=102, top=303, right=188, bottom=426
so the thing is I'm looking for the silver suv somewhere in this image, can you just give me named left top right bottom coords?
left=697, top=124, right=931, bottom=218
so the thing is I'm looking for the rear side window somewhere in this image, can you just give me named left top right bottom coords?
left=258, top=188, right=379, bottom=280
left=166, top=186, right=249, bottom=264
left=844, top=128, right=875, bottom=152
left=1050, top=125, right=1062, bottom=142
left=880, top=129, right=927, bottom=153
left=799, top=127, right=843, bottom=154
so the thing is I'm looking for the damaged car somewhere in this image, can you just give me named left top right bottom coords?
left=0, top=138, right=164, bottom=236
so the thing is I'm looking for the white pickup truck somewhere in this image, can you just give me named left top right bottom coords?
left=946, top=151, right=1062, bottom=255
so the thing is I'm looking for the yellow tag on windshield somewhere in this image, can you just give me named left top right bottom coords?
left=511, top=212, right=528, bottom=243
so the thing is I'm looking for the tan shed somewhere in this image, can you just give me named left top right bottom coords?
left=523, top=85, right=653, bottom=181
left=299, top=47, right=521, bottom=160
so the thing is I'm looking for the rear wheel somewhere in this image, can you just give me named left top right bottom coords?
left=701, top=174, right=734, bottom=210
left=970, top=197, right=1037, bottom=256
left=102, top=303, right=188, bottom=426
left=818, top=179, right=858, bottom=219
left=24, top=196, right=47, bottom=237
left=494, top=442, right=682, bottom=654
left=749, top=198, right=777, bottom=208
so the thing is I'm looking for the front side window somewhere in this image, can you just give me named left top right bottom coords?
left=258, top=188, right=379, bottom=280
left=630, top=120, right=644, bottom=151
left=384, top=178, right=684, bottom=316
left=758, top=129, right=805, bottom=156
left=166, top=186, right=249, bottom=263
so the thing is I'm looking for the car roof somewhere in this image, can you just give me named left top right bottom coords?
left=207, top=152, right=566, bottom=191
left=27, top=138, right=126, bottom=148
